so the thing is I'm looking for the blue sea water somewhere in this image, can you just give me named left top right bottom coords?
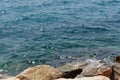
left=0, top=0, right=120, bottom=74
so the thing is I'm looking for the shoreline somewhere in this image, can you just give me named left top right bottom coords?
left=1, top=56, right=120, bottom=80
left=0, top=57, right=115, bottom=75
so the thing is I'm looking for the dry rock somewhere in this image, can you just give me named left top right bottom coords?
left=57, top=61, right=88, bottom=78
left=0, top=74, right=12, bottom=79
left=77, top=60, right=112, bottom=78
left=15, top=65, right=63, bottom=80
left=113, top=56, right=120, bottom=80
left=55, top=76, right=110, bottom=80
left=1, top=77, right=19, bottom=80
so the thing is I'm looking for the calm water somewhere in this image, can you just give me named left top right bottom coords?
left=0, top=0, right=120, bottom=74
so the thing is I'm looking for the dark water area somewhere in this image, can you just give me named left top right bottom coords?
left=0, top=0, right=120, bottom=75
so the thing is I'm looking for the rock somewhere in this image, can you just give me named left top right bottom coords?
left=55, top=76, right=110, bottom=80
left=1, top=77, right=19, bottom=80
left=16, top=65, right=63, bottom=80
left=57, top=61, right=88, bottom=72
left=112, top=56, right=120, bottom=80
left=113, top=62, right=120, bottom=80
left=0, top=74, right=12, bottom=79
left=0, top=70, right=13, bottom=79
left=57, top=61, right=88, bottom=78
left=115, top=56, right=120, bottom=63
left=61, top=69, right=82, bottom=78
left=77, top=60, right=112, bottom=78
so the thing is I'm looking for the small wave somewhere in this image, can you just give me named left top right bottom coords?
left=0, top=69, right=8, bottom=73
left=106, top=0, right=120, bottom=4
left=103, top=20, right=120, bottom=23
left=96, top=0, right=120, bottom=6
left=83, top=26, right=109, bottom=31
left=16, top=16, right=31, bottom=22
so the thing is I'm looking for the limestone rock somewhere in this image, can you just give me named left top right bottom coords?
left=78, top=60, right=112, bottom=78
left=55, top=76, right=110, bottom=80
left=16, top=65, right=63, bottom=80
left=57, top=61, right=88, bottom=78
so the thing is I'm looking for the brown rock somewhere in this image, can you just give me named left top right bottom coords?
left=57, top=61, right=88, bottom=78
left=78, top=60, right=112, bottom=78
left=55, top=76, right=110, bottom=80
left=16, top=65, right=63, bottom=80
left=115, top=56, right=120, bottom=63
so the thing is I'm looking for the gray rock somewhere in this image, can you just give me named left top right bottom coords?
left=78, top=60, right=112, bottom=78
left=57, top=61, right=88, bottom=78
left=0, top=74, right=12, bottom=79
left=113, top=62, right=120, bottom=80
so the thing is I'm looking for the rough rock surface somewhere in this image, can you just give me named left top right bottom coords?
left=115, top=56, right=120, bottom=63
left=1, top=77, right=18, bottom=80
left=77, top=60, right=112, bottom=78
left=113, top=56, right=120, bottom=80
left=0, top=60, right=113, bottom=80
left=55, top=76, right=110, bottom=80
left=57, top=61, right=88, bottom=72
left=16, top=65, right=63, bottom=80
left=57, top=61, right=88, bottom=78
left=0, top=74, right=12, bottom=79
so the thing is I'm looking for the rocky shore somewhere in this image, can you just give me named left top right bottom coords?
left=1, top=56, right=120, bottom=80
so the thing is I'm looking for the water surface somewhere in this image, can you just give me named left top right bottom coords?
left=0, top=0, right=120, bottom=74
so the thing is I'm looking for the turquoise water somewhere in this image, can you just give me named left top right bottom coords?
left=0, top=0, right=120, bottom=74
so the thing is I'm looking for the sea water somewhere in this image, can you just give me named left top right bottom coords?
left=0, top=0, right=120, bottom=74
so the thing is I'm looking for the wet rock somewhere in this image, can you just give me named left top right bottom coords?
left=55, top=76, right=110, bottom=80
left=77, top=60, right=112, bottom=78
left=16, top=65, right=63, bottom=80
left=57, top=61, right=88, bottom=78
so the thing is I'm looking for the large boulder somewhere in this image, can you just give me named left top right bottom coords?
left=57, top=61, right=88, bottom=78
left=15, top=65, right=63, bottom=80
left=76, top=60, right=112, bottom=78
left=55, top=76, right=110, bottom=80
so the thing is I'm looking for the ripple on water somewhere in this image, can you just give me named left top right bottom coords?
left=0, top=0, right=120, bottom=75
